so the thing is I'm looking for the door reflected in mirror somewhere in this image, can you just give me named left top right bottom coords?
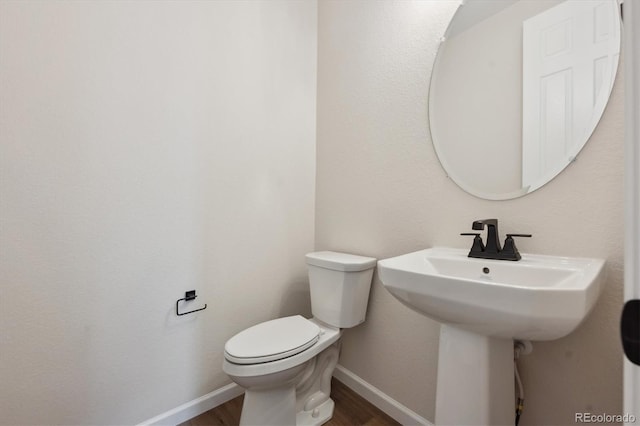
left=429, top=0, right=621, bottom=200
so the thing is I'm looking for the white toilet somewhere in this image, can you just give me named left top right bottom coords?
left=222, top=251, right=376, bottom=426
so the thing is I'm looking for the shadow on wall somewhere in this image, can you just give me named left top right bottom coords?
left=278, top=281, right=312, bottom=318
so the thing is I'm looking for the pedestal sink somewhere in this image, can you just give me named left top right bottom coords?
left=378, top=247, right=606, bottom=425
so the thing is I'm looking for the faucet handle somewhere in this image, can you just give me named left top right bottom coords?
left=461, top=232, right=485, bottom=255
left=502, top=234, right=532, bottom=261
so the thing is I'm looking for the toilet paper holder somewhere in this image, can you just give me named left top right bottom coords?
left=176, top=290, right=207, bottom=316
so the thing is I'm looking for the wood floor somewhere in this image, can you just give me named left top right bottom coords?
left=178, top=378, right=400, bottom=426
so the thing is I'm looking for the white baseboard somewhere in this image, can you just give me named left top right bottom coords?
left=137, top=365, right=431, bottom=426
left=333, top=364, right=432, bottom=426
left=136, top=382, right=243, bottom=426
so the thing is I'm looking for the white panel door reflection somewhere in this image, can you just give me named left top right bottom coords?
left=522, top=0, right=620, bottom=190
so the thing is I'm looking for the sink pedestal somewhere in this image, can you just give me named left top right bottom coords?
left=435, top=325, right=514, bottom=426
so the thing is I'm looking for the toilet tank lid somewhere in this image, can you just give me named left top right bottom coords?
left=306, top=251, right=377, bottom=272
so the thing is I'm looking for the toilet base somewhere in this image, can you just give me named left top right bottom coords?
left=240, top=384, right=297, bottom=426
left=296, top=398, right=335, bottom=426
left=238, top=385, right=335, bottom=426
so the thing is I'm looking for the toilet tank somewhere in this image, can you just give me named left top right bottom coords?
left=305, top=251, right=377, bottom=328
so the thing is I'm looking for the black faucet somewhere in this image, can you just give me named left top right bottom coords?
left=461, top=219, right=531, bottom=261
left=473, top=219, right=501, bottom=254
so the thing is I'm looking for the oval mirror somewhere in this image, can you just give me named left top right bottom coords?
left=429, top=0, right=621, bottom=200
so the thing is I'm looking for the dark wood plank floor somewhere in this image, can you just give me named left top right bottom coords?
left=178, top=378, right=401, bottom=426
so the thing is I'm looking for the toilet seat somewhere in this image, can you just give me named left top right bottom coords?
left=225, top=315, right=320, bottom=365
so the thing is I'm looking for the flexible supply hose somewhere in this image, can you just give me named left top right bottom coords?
left=514, top=344, right=525, bottom=426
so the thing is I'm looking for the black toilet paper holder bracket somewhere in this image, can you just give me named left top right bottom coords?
left=176, top=290, right=207, bottom=316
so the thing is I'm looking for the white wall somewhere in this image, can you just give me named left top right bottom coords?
left=0, top=1, right=317, bottom=424
left=317, top=1, right=624, bottom=425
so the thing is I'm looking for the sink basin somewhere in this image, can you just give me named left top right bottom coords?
left=378, top=247, right=606, bottom=340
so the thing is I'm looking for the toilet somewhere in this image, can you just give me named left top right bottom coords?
left=222, top=251, right=376, bottom=426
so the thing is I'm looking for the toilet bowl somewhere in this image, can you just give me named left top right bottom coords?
left=222, top=251, right=376, bottom=426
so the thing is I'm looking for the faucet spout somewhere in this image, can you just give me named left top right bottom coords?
left=472, top=219, right=501, bottom=253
